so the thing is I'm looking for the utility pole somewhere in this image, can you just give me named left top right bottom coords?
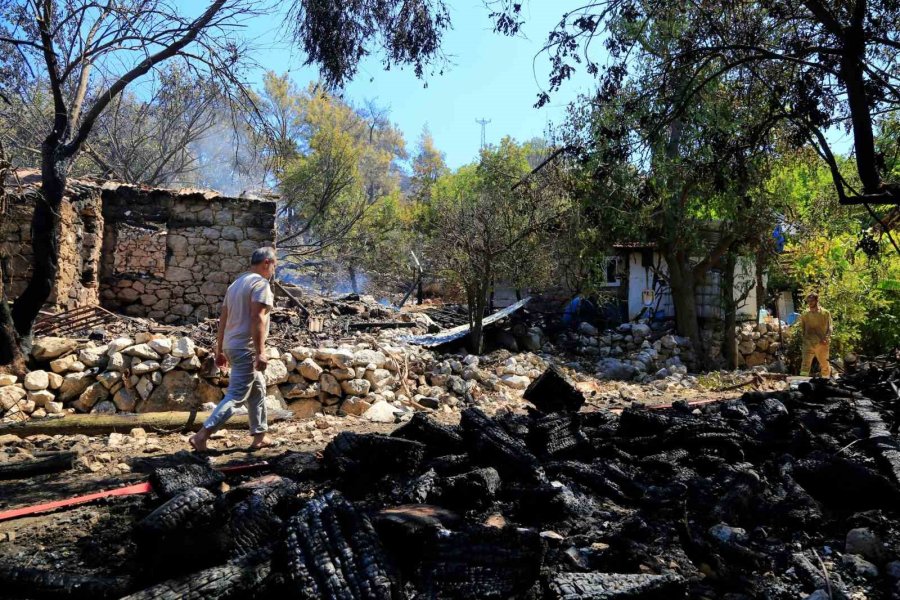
left=475, top=118, right=491, bottom=149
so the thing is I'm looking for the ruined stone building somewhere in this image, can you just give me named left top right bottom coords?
left=2, top=171, right=276, bottom=323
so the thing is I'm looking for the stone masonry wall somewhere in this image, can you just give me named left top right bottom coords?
left=2, top=189, right=103, bottom=310
left=99, top=184, right=276, bottom=323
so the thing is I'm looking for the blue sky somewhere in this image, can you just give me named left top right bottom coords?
left=242, top=2, right=596, bottom=169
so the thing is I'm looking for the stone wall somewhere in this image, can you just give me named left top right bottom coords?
left=1, top=187, right=103, bottom=310
left=96, top=184, right=276, bottom=323
left=3, top=178, right=275, bottom=322
left=736, top=321, right=789, bottom=367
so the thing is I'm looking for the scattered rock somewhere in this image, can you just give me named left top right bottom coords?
left=363, top=400, right=399, bottom=423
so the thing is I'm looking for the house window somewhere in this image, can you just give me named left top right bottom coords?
left=601, top=256, right=622, bottom=287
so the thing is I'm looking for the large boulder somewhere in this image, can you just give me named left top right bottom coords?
left=32, top=337, right=78, bottom=361
left=597, top=358, right=637, bottom=381
left=138, top=371, right=200, bottom=412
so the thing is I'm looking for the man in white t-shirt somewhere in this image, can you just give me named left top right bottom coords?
left=190, top=247, right=276, bottom=452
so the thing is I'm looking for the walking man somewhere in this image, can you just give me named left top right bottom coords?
left=799, top=292, right=833, bottom=378
left=190, top=247, right=277, bottom=451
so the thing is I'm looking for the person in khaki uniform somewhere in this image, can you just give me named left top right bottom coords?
left=799, top=292, right=832, bottom=378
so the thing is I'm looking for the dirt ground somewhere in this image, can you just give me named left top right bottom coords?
left=0, top=380, right=773, bottom=582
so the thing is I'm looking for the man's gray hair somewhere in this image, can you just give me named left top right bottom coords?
left=250, top=246, right=277, bottom=265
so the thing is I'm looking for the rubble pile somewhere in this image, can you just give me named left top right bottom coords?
left=6, top=365, right=899, bottom=599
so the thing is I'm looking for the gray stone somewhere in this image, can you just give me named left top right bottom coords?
left=91, top=400, right=117, bottom=415
left=299, top=358, right=324, bottom=381
left=0, top=373, right=17, bottom=386
left=841, top=554, right=879, bottom=578
left=160, top=355, right=181, bottom=372
left=123, top=344, right=161, bottom=361
left=319, top=372, right=342, bottom=396
left=148, top=338, right=173, bottom=355
left=97, top=371, right=123, bottom=389
left=315, top=348, right=355, bottom=368
left=133, top=361, right=160, bottom=375
left=341, top=397, right=371, bottom=416
left=846, top=527, right=883, bottom=563
left=23, top=370, right=49, bottom=391
left=0, top=386, right=26, bottom=411
left=282, top=382, right=320, bottom=399
left=341, top=379, right=371, bottom=396
left=27, top=390, right=55, bottom=407
left=180, top=355, right=202, bottom=371
left=577, top=322, right=598, bottom=336
left=72, top=382, right=110, bottom=413
left=107, top=352, right=127, bottom=372
left=363, top=400, right=399, bottom=423
left=353, top=349, right=387, bottom=368
left=500, top=375, right=530, bottom=390
left=58, top=372, right=93, bottom=402
left=139, top=371, right=200, bottom=412
left=136, top=377, right=154, bottom=401
left=78, top=346, right=109, bottom=368
left=171, top=337, right=196, bottom=358
left=263, top=359, right=289, bottom=386
left=32, top=337, right=78, bottom=361
left=113, top=387, right=137, bottom=412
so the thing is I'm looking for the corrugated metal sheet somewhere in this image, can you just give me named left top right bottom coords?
left=402, top=297, right=531, bottom=348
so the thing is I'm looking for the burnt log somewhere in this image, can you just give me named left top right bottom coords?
left=415, top=525, right=543, bottom=598
left=528, top=414, right=590, bottom=460
left=0, top=567, right=133, bottom=599
left=0, top=451, right=75, bottom=480
left=123, top=549, right=274, bottom=600
left=136, top=486, right=219, bottom=538
left=523, top=365, right=586, bottom=413
left=149, top=462, right=225, bottom=499
left=440, top=467, right=501, bottom=509
left=282, top=490, right=397, bottom=599
left=323, top=432, right=427, bottom=493
left=547, top=572, right=686, bottom=599
left=391, top=413, right=465, bottom=456
left=459, top=407, right=546, bottom=484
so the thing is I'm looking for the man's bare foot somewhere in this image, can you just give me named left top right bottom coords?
left=249, top=433, right=276, bottom=450
left=189, top=431, right=209, bottom=452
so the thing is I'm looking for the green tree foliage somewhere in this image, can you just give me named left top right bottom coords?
left=430, top=137, right=570, bottom=352
left=490, top=0, right=900, bottom=205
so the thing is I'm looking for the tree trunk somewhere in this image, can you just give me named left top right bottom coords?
left=468, top=271, right=491, bottom=355
left=722, top=251, right=738, bottom=369
left=666, top=252, right=704, bottom=368
left=348, top=264, right=359, bottom=295
left=417, top=278, right=424, bottom=305
left=10, top=144, right=64, bottom=351
left=0, top=272, right=25, bottom=371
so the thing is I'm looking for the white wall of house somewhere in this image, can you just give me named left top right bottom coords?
left=625, top=251, right=760, bottom=321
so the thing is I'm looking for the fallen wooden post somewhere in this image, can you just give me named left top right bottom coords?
left=0, top=451, right=76, bottom=480
left=0, top=410, right=291, bottom=438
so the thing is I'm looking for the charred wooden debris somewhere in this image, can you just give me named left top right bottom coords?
left=5, top=363, right=900, bottom=599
